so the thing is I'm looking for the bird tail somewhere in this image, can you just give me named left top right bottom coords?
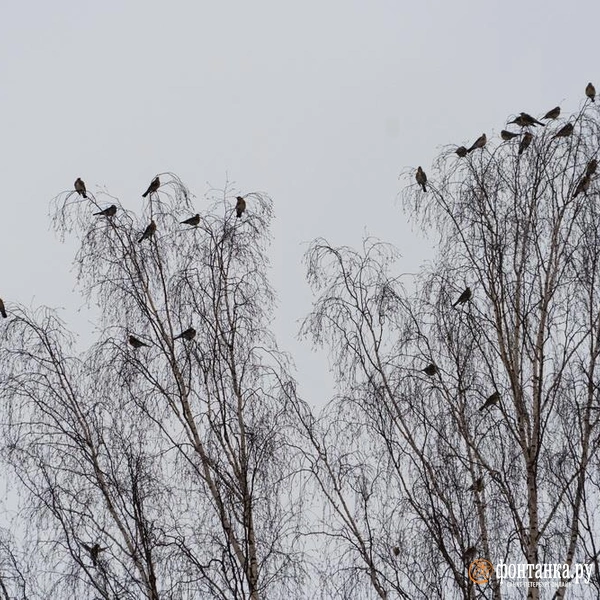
left=142, top=191, right=149, bottom=198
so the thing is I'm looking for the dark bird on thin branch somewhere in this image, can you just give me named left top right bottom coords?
left=586, top=82, right=596, bottom=102
left=393, top=547, right=400, bottom=557
left=467, top=133, right=486, bottom=152
left=129, top=335, right=149, bottom=348
left=0, top=298, right=6, bottom=318
left=174, top=327, right=196, bottom=341
left=586, top=159, right=598, bottom=177
left=142, top=176, right=160, bottom=197
left=74, top=178, right=87, bottom=198
left=455, top=146, right=468, bottom=157
left=138, top=220, right=156, bottom=243
left=422, top=364, right=438, bottom=377
left=553, top=123, right=574, bottom=139
left=94, top=204, right=117, bottom=217
left=453, top=287, right=472, bottom=307
left=518, top=131, right=533, bottom=155
left=462, top=546, right=477, bottom=562
left=574, top=175, right=591, bottom=198
left=236, top=196, right=247, bottom=218
left=181, top=214, right=200, bottom=226
left=82, top=543, right=106, bottom=566
left=479, top=391, right=500, bottom=411
left=542, top=106, right=560, bottom=120
left=501, top=130, right=520, bottom=141
left=415, top=166, right=427, bottom=191
left=467, top=477, right=484, bottom=493
left=509, top=113, right=544, bottom=127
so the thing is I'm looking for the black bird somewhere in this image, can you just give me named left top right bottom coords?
left=586, top=159, right=598, bottom=177
left=586, top=82, right=596, bottom=102
left=518, top=131, right=533, bottom=155
left=453, top=287, right=472, bottom=307
left=553, top=123, right=574, bottom=139
left=467, top=133, right=486, bottom=152
left=519, top=112, right=545, bottom=127
left=415, top=166, right=427, bottom=191
left=82, top=543, right=106, bottom=566
left=94, top=204, right=117, bottom=217
left=422, top=364, right=438, bottom=377
left=500, top=130, right=519, bottom=141
left=455, top=146, right=468, bottom=158
left=479, top=391, right=500, bottom=411
left=467, top=477, right=484, bottom=493
left=74, top=178, right=87, bottom=198
left=129, top=335, right=149, bottom=348
left=142, top=176, right=160, bottom=197
left=462, top=546, right=477, bottom=562
left=0, top=298, right=6, bottom=318
left=174, top=327, right=196, bottom=341
left=542, top=106, right=560, bottom=120
left=236, top=196, right=246, bottom=218
left=138, top=220, right=156, bottom=243
left=181, top=214, right=200, bottom=226
left=574, top=175, right=591, bottom=198
left=392, top=546, right=400, bottom=557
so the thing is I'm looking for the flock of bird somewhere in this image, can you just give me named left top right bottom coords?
left=415, top=82, right=598, bottom=414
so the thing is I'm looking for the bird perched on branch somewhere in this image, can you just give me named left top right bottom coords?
left=462, top=546, right=477, bottom=562
left=553, top=123, right=574, bottom=139
left=94, top=204, right=117, bottom=217
left=415, top=166, right=427, bottom=191
left=467, top=133, right=486, bottom=153
left=174, top=327, right=196, bottom=341
left=453, top=287, right=472, bottom=307
left=586, top=82, right=596, bottom=102
left=479, top=391, right=500, bottom=411
left=142, top=176, right=160, bottom=197
left=236, top=196, right=247, bottom=218
left=574, top=175, right=591, bottom=198
left=181, top=214, right=200, bottom=226
left=509, top=113, right=544, bottom=127
left=501, top=130, right=519, bottom=141
left=0, top=298, right=6, bottom=318
left=455, top=146, right=468, bottom=157
left=74, top=178, right=87, bottom=198
left=81, top=543, right=106, bottom=566
left=467, top=477, right=484, bottom=493
left=542, top=106, right=560, bottom=120
left=586, top=159, right=598, bottom=177
left=138, top=220, right=156, bottom=243
left=422, top=364, right=438, bottom=377
left=129, top=335, right=149, bottom=348
left=518, top=131, right=533, bottom=155
left=393, top=546, right=400, bottom=557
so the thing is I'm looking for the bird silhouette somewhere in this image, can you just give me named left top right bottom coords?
left=236, top=196, right=246, bottom=218
left=0, top=298, right=6, bottom=318
left=462, top=546, right=477, bottom=562
left=415, top=166, right=427, bottom=191
left=393, top=547, right=400, bottom=557
left=553, top=123, right=574, bottom=139
left=574, top=175, right=591, bottom=198
left=138, top=220, right=156, bottom=242
left=518, top=131, right=533, bottom=155
left=500, top=130, right=519, bottom=141
left=467, top=133, right=486, bottom=152
left=174, top=327, right=196, bottom=341
left=479, top=391, right=500, bottom=411
left=509, top=113, right=544, bottom=127
left=82, top=543, right=106, bottom=566
left=142, top=176, right=160, bottom=197
left=586, top=82, right=596, bottom=102
left=542, top=106, right=560, bottom=120
left=422, top=364, right=438, bottom=377
left=74, top=178, right=87, bottom=198
left=181, top=214, right=200, bottom=226
left=129, top=335, right=149, bottom=348
left=453, top=287, right=472, bottom=307
left=586, top=159, right=598, bottom=177
left=455, top=146, right=468, bottom=157
left=467, top=477, right=484, bottom=493
left=94, top=205, right=117, bottom=217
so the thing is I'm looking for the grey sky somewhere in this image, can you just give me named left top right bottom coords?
left=1, top=1, right=597, bottom=404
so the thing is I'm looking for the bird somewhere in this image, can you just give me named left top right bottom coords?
left=467, top=477, right=484, bottom=493
left=181, top=214, right=200, bottom=226
left=453, top=287, right=472, bottom=307
left=174, top=327, right=196, bottom=341
left=518, top=131, right=533, bottom=155
left=0, top=298, right=6, bottom=318
left=574, top=175, right=591, bottom=198
left=138, top=220, right=156, bottom=243
left=415, top=166, right=427, bottom=192
left=586, top=82, right=596, bottom=102
left=94, top=204, right=117, bottom=217
left=455, top=146, right=468, bottom=158
left=553, top=123, right=574, bottom=139
left=236, top=196, right=246, bottom=218
left=392, top=546, right=400, bottom=557
left=542, top=106, right=560, bottom=120
left=462, top=546, right=477, bottom=562
left=467, top=133, right=486, bottom=153
left=74, top=178, right=87, bottom=198
left=586, top=159, right=598, bottom=177
left=422, top=364, right=438, bottom=377
left=500, top=130, right=519, bottom=141
left=129, top=335, right=149, bottom=348
left=82, top=543, right=106, bottom=566
left=479, top=391, right=500, bottom=411
left=142, top=176, right=160, bottom=198
left=508, top=113, right=544, bottom=128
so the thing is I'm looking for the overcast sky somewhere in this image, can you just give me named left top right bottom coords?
left=1, top=1, right=597, bottom=406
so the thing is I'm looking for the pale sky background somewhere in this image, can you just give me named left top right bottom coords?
left=0, top=1, right=597, bottom=407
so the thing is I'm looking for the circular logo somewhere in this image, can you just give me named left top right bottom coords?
left=469, top=559, right=494, bottom=584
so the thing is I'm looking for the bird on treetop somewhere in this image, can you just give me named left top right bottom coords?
left=138, top=220, right=156, bottom=243
left=422, top=364, right=438, bottom=377
left=455, top=146, right=468, bottom=158
left=236, top=196, right=246, bottom=218
left=181, top=214, right=200, bottom=226
left=467, top=133, right=486, bottom=153
left=94, top=204, right=117, bottom=217
left=142, top=176, right=160, bottom=197
left=479, top=391, right=500, bottom=411
left=586, top=82, right=596, bottom=102
left=518, top=131, right=533, bottom=155
left=453, top=287, right=472, bottom=307
left=501, top=130, right=519, bottom=141
left=0, top=298, right=6, bottom=318
left=415, top=166, right=427, bottom=192
left=74, top=178, right=87, bottom=198
left=542, top=106, right=560, bottom=120
left=553, top=123, right=574, bottom=139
